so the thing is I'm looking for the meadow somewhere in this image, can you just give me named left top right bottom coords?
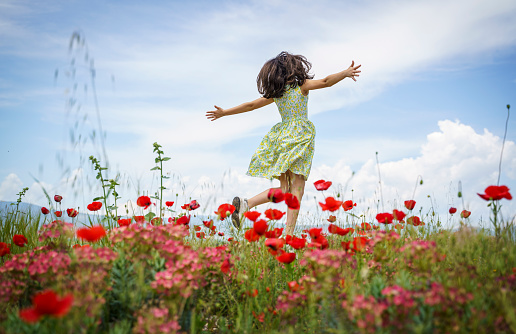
left=0, top=147, right=514, bottom=334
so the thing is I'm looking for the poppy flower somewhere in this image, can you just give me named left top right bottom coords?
left=244, top=228, right=260, bottom=242
left=353, top=237, right=368, bottom=251
left=117, top=218, right=131, bottom=227
left=66, top=208, right=78, bottom=218
left=218, top=231, right=224, bottom=236
left=54, top=211, right=62, bottom=217
left=196, top=232, right=205, bottom=239
left=461, top=210, right=471, bottom=218
left=214, top=203, right=235, bottom=220
left=376, top=212, right=394, bottom=224
left=394, top=223, right=404, bottom=230
left=268, top=188, right=285, bottom=203
left=406, top=216, right=422, bottom=226
left=134, top=215, right=145, bottom=224
left=392, top=209, right=406, bottom=221
left=0, top=242, right=10, bottom=257
left=194, top=225, right=201, bottom=231
left=404, top=200, right=416, bottom=210
left=253, top=220, right=268, bottom=235
left=328, top=224, right=348, bottom=236
left=360, top=222, right=372, bottom=231
left=265, top=238, right=285, bottom=251
left=319, top=197, right=343, bottom=212
left=182, top=200, right=200, bottom=210
left=264, top=209, right=285, bottom=220
left=76, top=225, right=106, bottom=242
left=13, top=234, right=28, bottom=247
left=288, top=281, right=301, bottom=291
left=285, top=193, right=300, bottom=210
left=252, top=311, right=265, bottom=322
left=136, top=196, right=152, bottom=209
left=308, top=228, right=323, bottom=238
left=327, top=215, right=336, bottom=222
left=314, top=179, right=332, bottom=191
left=276, top=252, right=296, bottom=264
left=265, top=227, right=284, bottom=238
left=150, top=217, right=162, bottom=226
left=220, top=258, right=231, bottom=274
left=477, top=185, right=512, bottom=201
left=165, top=201, right=174, bottom=207
left=54, top=195, right=63, bottom=203
left=87, top=201, right=102, bottom=212
left=203, top=220, right=214, bottom=229
left=18, top=290, right=73, bottom=323
left=175, top=215, right=190, bottom=225
left=449, top=207, right=457, bottom=214
left=41, top=207, right=50, bottom=215
left=246, top=289, right=258, bottom=297
left=342, top=200, right=356, bottom=211
left=244, top=211, right=261, bottom=222
left=287, top=236, right=306, bottom=250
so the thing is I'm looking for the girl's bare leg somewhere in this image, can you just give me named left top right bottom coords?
left=285, top=172, right=305, bottom=236
left=247, top=173, right=290, bottom=209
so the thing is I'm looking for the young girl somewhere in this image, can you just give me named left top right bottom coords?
left=206, top=51, right=361, bottom=236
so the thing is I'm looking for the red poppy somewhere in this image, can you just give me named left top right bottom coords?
left=276, top=252, right=296, bottom=264
left=117, top=218, right=131, bottom=227
left=54, top=195, right=63, bottom=203
left=196, top=232, right=205, bottom=239
left=165, top=201, right=174, bottom=207
left=220, top=258, right=231, bottom=274
left=66, top=208, right=78, bottom=218
left=214, top=203, right=236, bottom=220
left=182, top=200, right=200, bottom=210
left=76, top=225, right=106, bottom=242
left=265, top=227, right=284, bottom=238
left=253, top=220, right=268, bottom=235
left=150, top=217, right=162, bottom=226
left=287, top=236, right=306, bottom=250
left=203, top=220, right=214, bottom=229
left=245, top=228, right=260, bottom=242
left=319, top=197, right=343, bottom=212
left=0, top=242, right=10, bottom=257
left=394, top=223, right=404, bottom=230
left=285, top=193, right=300, bottom=210
left=342, top=200, right=356, bottom=211
left=134, top=215, right=145, bottom=223
left=288, top=281, right=301, bottom=291
left=41, top=207, right=50, bottom=215
left=449, top=207, right=457, bottom=214
left=268, top=188, right=285, bottom=203
left=244, top=211, right=261, bottom=222
left=136, top=196, right=152, bottom=209
left=406, top=216, right=422, bottom=226
left=194, top=225, right=201, bottom=231
left=392, top=209, right=406, bottom=221
left=218, top=231, right=224, bottom=236
left=353, top=237, right=368, bottom=251
left=461, top=210, right=471, bottom=218
left=52, top=211, right=61, bottom=218
left=314, top=179, right=332, bottom=191
left=376, top=212, right=394, bottom=224
left=13, top=234, right=28, bottom=247
left=265, top=238, right=285, bottom=251
left=246, top=289, right=258, bottom=297
left=327, top=215, right=336, bottom=222
left=478, top=185, right=512, bottom=201
left=87, top=201, right=102, bottom=212
left=264, top=209, right=285, bottom=220
left=404, top=200, right=416, bottom=210
left=361, top=222, right=372, bottom=231
left=18, top=290, right=73, bottom=323
left=175, top=215, right=190, bottom=225
left=308, top=228, right=323, bottom=238
left=328, top=224, right=351, bottom=236
left=252, top=311, right=265, bottom=322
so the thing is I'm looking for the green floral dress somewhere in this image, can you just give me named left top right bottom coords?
left=246, top=85, right=315, bottom=181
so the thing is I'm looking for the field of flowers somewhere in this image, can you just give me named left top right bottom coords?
left=0, top=154, right=515, bottom=333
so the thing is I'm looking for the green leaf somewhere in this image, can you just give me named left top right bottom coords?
left=150, top=166, right=161, bottom=171
left=162, top=157, right=171, bottom=161
left=155, top=157, right=160, bottom=163
left=145, top=212, right=156, bottom=221
left=93, top=196, right=104, bottom=201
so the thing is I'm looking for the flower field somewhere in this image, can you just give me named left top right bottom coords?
left=0, top=169, right=515, bottom=333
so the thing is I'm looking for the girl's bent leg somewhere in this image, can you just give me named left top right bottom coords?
left=285, top=173, right=305, bottom=236
left=247, top=173, right=290, bottom=209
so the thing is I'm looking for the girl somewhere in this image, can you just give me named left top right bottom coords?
left=206, top=51, right=361, bottom=236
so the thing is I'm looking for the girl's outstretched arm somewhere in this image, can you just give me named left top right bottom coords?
left=206, top=97, right=273, bottom=121
left=301, top=61, right=361, bottom=94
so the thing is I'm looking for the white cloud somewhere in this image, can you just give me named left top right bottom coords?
left=0, top=173, right=24, bottom=201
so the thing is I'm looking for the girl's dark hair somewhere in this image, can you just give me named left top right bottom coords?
left=257, top=51, right=314, bottom=99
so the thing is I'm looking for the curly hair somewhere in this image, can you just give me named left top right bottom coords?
left=257, top=51, right=314, bottom=99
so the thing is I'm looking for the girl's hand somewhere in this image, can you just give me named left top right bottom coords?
left=206, top=105, right=225, bottom=121
left=346, top=61, right=361, bottom=82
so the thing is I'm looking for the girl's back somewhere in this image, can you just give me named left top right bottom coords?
left=274, top=85, right=309, bottom=121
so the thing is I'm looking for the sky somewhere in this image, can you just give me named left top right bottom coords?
left=0, top=0, right=515, bottom=228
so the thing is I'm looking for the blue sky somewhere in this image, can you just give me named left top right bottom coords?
left=1, top=0, right=515, bottom=226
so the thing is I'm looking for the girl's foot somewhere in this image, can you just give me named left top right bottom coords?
left=231, top=196, right=248, bottom=229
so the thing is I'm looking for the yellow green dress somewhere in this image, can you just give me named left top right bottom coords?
left=246, top=85, right=315, bottom=181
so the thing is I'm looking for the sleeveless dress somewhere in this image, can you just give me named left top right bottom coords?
left=246, top=85, right=316, bottom=181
